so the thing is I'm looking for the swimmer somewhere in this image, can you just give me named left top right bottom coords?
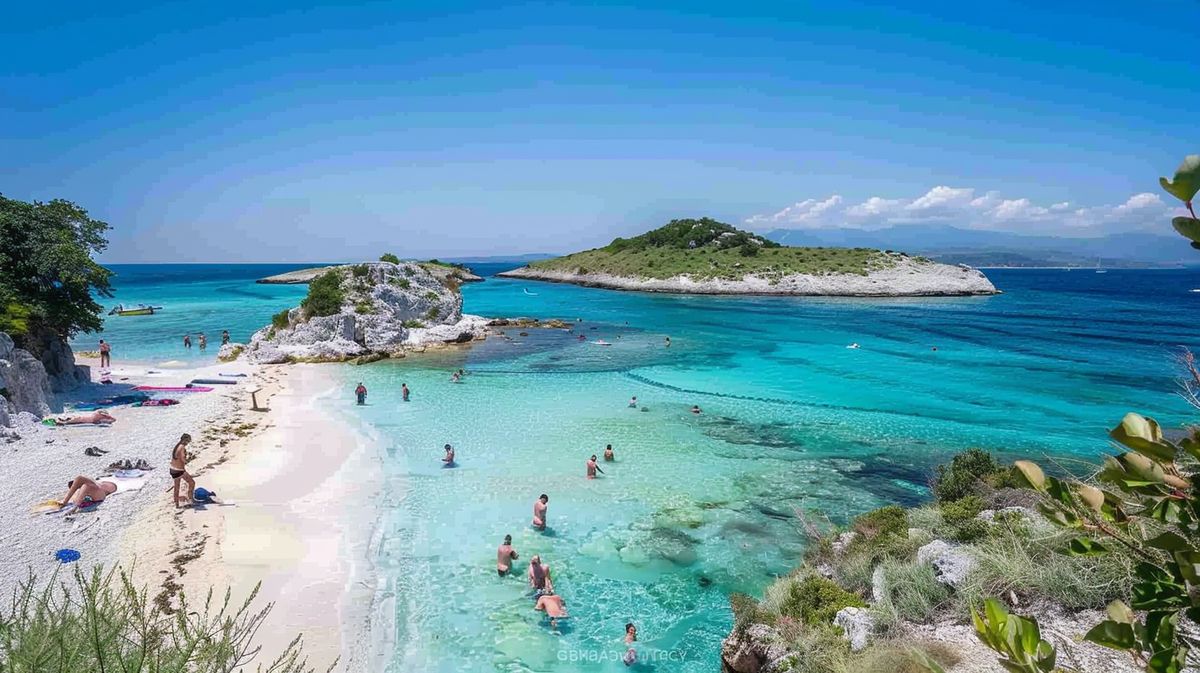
left=628, top=396, right=637, bottom=408
left=497, top=534, right=519, bottom=576
left=665, top=336, right=671, bottom=347
left=578, top=334, right=586, bottom=341
left=402, top=383, right=410, bottom=401
left=691, top=405, right=701, bottom=414
left=603, top=444, right=614, bottom=461
left=847, top=342, right=861, bottom=349
left=532, top=494, right=549, bottom=530
left=528, top=555, right=553, bottom=593
left=534, top=589, right=568, bottom=629
left=586, top=454, right=605, bottom=479
left=451, top=371, right=461, bottom=383
left=442, top=443, right=456, bottom=466
left=624, top=623, right=638, bottom=666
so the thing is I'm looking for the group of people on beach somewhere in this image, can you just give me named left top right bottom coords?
left=182, top=330, right=231, bottom=350
left=54, top=432, right=205, bottom=512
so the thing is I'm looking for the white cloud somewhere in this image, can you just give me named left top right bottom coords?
left=745, top=187, right=1175, bottom=235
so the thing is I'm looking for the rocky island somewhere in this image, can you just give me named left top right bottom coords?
left=498, top=218, right=998, bottom=296
left=257, top=260, right=483, bottom=285
left=243, top=261, right=491, bottom=364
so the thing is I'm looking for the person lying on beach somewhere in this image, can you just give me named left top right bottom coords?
left=58, top=476, right=117, bottom=509
left=170, top=433, right=196, bottom=508
left=497, top=534, right=519, bottom=576
left=442, top=443, right=456, bottom=466
left=53, top=410, right=116, bottom=425
left=534, top=590, right=568, bottom=629
left=528, top=555, right=553, bottom=593
left=586, top=455, right=604, bottom=479
left=604, top=444, right=614, bottom=461
left=532, top=494, right=549, bottom=530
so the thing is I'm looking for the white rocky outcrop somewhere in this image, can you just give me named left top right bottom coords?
left=244, top=262, right=488, bottom=363
left=834, top=607, right=875, bottom=651
left=0, top=332, right=53, bottom=425
left=498, top=257, right=998, bottom=296
left=917, top=539, right=977, bottom=588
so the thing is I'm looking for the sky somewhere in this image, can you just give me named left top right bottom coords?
left=2, top=0, right=1197, bottom=262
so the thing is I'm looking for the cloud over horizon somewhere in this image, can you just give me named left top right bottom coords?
left=745, top=187, right=1177, bottom=237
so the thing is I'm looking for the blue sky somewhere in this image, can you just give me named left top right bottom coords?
left=2, top=1, right=1196, bottom=262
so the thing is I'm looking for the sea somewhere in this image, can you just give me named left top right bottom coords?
left=84, top=263, right=1200, bottom=672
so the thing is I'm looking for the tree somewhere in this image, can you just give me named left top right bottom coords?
left=0, top=195, right=113, bottom=344
left=379, top=253, right=401, bottom=264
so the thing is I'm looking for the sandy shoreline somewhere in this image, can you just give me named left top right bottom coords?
left=0, top=354, right=384, bottom=672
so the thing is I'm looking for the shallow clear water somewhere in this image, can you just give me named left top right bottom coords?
left=85, top=264, right=1200, bottom=671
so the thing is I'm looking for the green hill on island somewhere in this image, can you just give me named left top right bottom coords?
left=525, top=217, right=907, bottom=280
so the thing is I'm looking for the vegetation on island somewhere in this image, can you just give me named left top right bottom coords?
left=0, top=566, right=325, bottom=672
left=379, top=252, right=401, bottom=264
left=528, top=218, right=914, bottom=280
left=300, top=271, right=345, bottom=318
left=0, top=195, right=113, bottom=347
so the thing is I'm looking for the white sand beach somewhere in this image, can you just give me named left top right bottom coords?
left=0, top=356, right=382, bottom=672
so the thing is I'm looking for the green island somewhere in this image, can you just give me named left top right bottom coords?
left=498, top=218, right=999, bottom=296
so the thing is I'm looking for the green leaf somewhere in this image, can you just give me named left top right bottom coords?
left=1147, top=532, right=1194, bottom=552
left=1110, top=413, right=1176, bottom=461
left=1065, top=537, right=1109, bottom=556
left=1106, top=600, right=1134, bottom=624
left=1075, top=484, right=1105, bottom=512
left=1146, top=647, right=1185, bottom=673
left=1160, top=155, right=1200, bottom=203
left=1013, top=460, right=1046, bottom=491
left=1171, top=551, right=1200, bottom=591
left=1172, top=217, right=1200, bottom=244
left=1084, top=619, right=1138, bottom=650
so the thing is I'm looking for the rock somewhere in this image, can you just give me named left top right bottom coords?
left=834, top=607, right=874, bottom=651
left=720, top=624, right=793, bottom=673
left=871, top=565, right=887, bottom=602
left=977, top=506, right=1038, bottom=524
left=816, top=563, right=835, bottom=579
left=36, top=334, right=89, bottom=392
left=217, top=342, right=245, bottom=362
left=917, top=539, right=976, bottom=587
left=831, top=531, right=857, bottom=555
left=0, top=332, right=54, bottom=423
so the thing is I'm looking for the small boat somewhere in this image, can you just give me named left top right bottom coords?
left=109, top=303, right=163, bottom=316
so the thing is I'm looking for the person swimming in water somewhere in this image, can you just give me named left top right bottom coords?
left=451, top=371, right=461, bottom=383
left=603, top=444, right=614, bottom=461
left=691, top=405, right=702, bottom=414
left=624, top=623, right=638, bottom=666
left=628, top=396, right=637, bottom=408
left=586, top=455, right=605, bottom=479
left=442, top=443, right=455, bottom=466
left=534, top=590, right=568, bottom=630
left=402, top=383, right=410, bottom=401
left=665, top=336, right=671, bottom=347
left=847, top=342, right=861, bottom=349
left=532, top=494, right=549, bottom=530
left=497, top=534, right=519, bottom=576
left=528, top=555, right=553, bottom=593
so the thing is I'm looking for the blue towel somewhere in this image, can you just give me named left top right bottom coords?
left=55, top=549, right=81, bottom=563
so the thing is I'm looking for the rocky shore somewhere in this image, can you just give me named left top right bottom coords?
left=498, top=256, right=998, bottom=296
left=257, top=263, right=483, bottom=285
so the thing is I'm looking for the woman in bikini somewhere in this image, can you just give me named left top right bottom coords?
left=170, top=433, right=196, bottom=508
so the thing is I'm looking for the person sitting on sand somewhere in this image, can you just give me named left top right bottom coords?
left=402, top=383, right=410, bottom=401
left=528, top=555, right=553, bottom=593
left=534, top=590, right=568, bottom=629
left=532, top=494, right=549, bottom=531
left=355, top=382, right=367, bottom=405
left=54, top=410, right=116, bottom=425
left=586, top=454, right=604, bottom=479
left=604, top=444, right=614, bottom=461
left=58, top=475, right=117, bottom=509
left=691, top=405, right=702, bottom=414
left=497, top=534, right=519, bottom=576
left=628, top=396, right=637, bottom=408
left=170, top=433, right=196, bottom=509
left=442, top=443, right=456, bottom=467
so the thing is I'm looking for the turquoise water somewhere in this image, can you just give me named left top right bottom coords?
left=86, top=265, right=1200, bottom=671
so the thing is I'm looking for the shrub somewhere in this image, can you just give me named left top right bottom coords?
left=403, top=266, right=415, bottom=276
left=300, top=271, right=344, bottom=317
left=0, top=565, right=317, bottom=672
left=870, top=558, right=952, bottom=631
left=379, top=253, right=400, bottom=264
left=739, top=242, right=759, bottom=257
left=401, top=319, right=424, bottom=329
left=730, top=592, right=777, bottom=631
left=424, top=291, right=438, bottom=300
left=351, top=263, right=370, bottom=278
left=271, top=308, right=291, bottom=329
left=933, top=448, right=1014, bottom=502
left=354, top=300, right=374, bottom=314
left=425, top=307, right=440, bottom=321
left=852, top=505, right=907, bottom=540
left=778, top=575, right=866, bottom=627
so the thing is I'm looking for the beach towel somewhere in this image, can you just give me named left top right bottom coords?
left=109, top=475, right=147, bottom=493
left=55, top=549, right=81, bottom=564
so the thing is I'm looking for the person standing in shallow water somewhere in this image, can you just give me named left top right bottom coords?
left=496, top=534, right=519, bottom=576
left=198, top=333, right=207, bottom=350
left=586, top=454, right=605, bottom=479
left=402, top=383, right=410, bottom=401
left=604, top=444, right=615, bottom=461
left=355, top=382, right=367, bottom=405
left=532, top=494, right=549, bottom=530
left=221, top=330, right=230, bottom=346
left=183, top=334, right=191, bottom=349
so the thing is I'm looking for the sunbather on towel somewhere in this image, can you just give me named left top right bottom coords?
left=55, top=410, right=116, bottom=425
left=58, top=476, right=117, bottom=509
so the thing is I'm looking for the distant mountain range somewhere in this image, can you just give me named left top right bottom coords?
left=762, top=225, right=1195, bottom=268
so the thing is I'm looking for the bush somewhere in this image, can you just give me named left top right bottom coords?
left=933, top=448, right=1014, bottom=502
left=401, top=319, right=424, bottom=328
left=778, top=575, right=866, bottom=627
left=379, top=253, right=400, bottom=264
left=730, top=592, right=777, bottom=631
left=354, top=300, right=373, bottom=315
left=403, top=266, right=415, bottom=276
left=271, top=309, right=291, bottom=329
left=301, top=271, right=344, bottom=318
left=425, top=307, right=440, bottom=321
left=424, top=291, right=438, bottom=300
left=351, top=263, right=370, bottom=278
left=852, top=505, right=907, bottom=540
left=870, top=558, right=952, bottom=631
left=0, top=565, right=317, bottom=672
left=739, top=242, right=759, bottom=257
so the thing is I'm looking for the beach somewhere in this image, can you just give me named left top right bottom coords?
left=0, top=353, right=382, bottom=672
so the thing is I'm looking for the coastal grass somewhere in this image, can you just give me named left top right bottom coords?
left=529, top=245, right=905, bottom=280
left=0, top=565, right=326, bottom=672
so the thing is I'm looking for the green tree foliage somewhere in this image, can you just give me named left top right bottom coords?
left=300, top=272, right=344, bottom=318
left=779, top=575, right=867, bottom=626
left=0, top=565, right=325, bottom=672
left=271, top=309, right=291, bottom=329
left=1159, top=155, right=1200, bottom=248
left=602, top=217, right=781, bottom=253
left=379, top=253, right=401, bottom=264
left=0, top=195, right=113, bottom=342
left=933, top=448, right=1014, bottom=502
